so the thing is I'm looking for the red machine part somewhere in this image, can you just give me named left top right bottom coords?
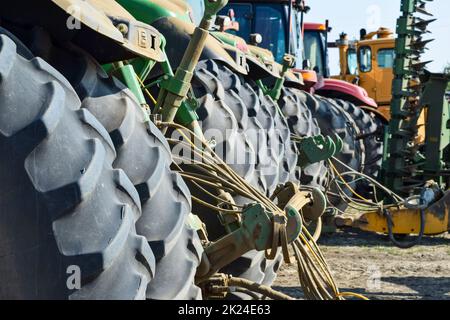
left=318, top=78, right=378, bottom=108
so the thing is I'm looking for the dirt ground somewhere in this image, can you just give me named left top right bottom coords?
left=274, top=229, right=450, bottom=300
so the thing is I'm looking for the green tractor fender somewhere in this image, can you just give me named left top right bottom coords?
left=147, top=16, right=248, bottom=78
left=211, top=31, right=284, bottom=81
left=212, top=30, right=305, bottom=86
left=116, top=0, right=248, bottom=77
left=117, top=0, right=282, bottom=81
left=0, top=0, right=165, bottom=63
left=246, top=42, right=304, bottom=89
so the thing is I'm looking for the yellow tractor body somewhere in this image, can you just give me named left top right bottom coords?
left=333, top=27, right=426, bottom=141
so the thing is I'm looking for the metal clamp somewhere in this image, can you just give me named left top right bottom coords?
left=297, top=134, right=341, bottom=167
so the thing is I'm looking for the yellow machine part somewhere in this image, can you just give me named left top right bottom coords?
left=357, top=38, right=395, bottom=106
left=338, top=191, right=450, bottom=235
left=335, top=32, right=395, bottom=106
left=334, top=27, right=427, bottom=143
left=375, top=105, right=427, bottom=144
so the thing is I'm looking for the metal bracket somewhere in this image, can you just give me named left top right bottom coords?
left=203, top=0, right=229, bottom=28
left=196, top=201, right=303, bottom=283
left=271, top=182, right=327, bottom=222
left=195, top=184, right=326, bottom=283
left=263, top=54, right=296, bottom=101
left=296, top=134, right=342, bottom=167
left=196, top=204, right=274, bottom=282
left=157, top=0, right=229, bottom=130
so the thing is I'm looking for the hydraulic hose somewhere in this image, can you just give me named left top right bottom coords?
left=228, top=277, right=294, bottom=300
left=384, top=207, right=426, bottom=249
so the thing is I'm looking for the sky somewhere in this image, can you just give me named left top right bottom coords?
left=304, top=0, right=450, bottom=74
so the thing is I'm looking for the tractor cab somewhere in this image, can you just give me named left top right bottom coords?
left=333, top=28, right=396, bottom=106
left=219, top=0, right=306, bottom=69
left=303, top=22, right=331, bottom=78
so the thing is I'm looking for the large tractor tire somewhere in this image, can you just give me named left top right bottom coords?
left=333, top=100, right=383, bottom=198
left=192, top=60, right=298, bottom=299
left=279, top=87, right=328, bottom=189
left=256, top=89, right=300, bottom=185
left=26, top=33, right=203, bottom=299
left=195, top=60, right=287, bottom=196
left=0, top=34, right=155, bottom=299
left=293, top=90, right=364, bottom=212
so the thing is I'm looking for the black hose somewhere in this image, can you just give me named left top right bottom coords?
left=384, top=208, right=426, bottom=249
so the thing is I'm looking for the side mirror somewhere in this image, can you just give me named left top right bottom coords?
left=249, top=33, right=263, bottom=46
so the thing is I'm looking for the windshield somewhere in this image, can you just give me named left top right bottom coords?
left=253, top=5, right=286, bottom=62
left=377, top=49, right=395, bottom=69
left=304, top=30, right=326, bottom=75
left=291, top=11, right=304, bottom=68
left=218, top=3, right=252, bottom=39
left=219, top=3, right=287, bottom=63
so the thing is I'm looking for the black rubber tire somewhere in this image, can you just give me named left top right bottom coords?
left=261, top=248, right=284, bottom=289
left=192, top=89, right=258, bottom=203
left=295, top=90, right=364, bottom=212
left=253, top=89, right=301, bottom=287
left=192, top=62, right=265, bottom=300
left=0, top=34, right=155, bottom=299
left=325, top=97, right=365, bottom=174
left=255, top=88, right=300, bottom=186
left=195, top=60, right=282, bottom=196
left=279, top=87, right=328, bottom=189
left=334, top=100, right=383, bottom=198
left=27, top=35, right=203, bottom=300
left=193, top=60, right=297, bottom=299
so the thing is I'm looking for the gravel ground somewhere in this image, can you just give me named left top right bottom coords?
left=273, top=229, right=450, bottom=300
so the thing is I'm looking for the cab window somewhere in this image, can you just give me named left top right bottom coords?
left=254, top=5, right=286, bottom=62
left=304, top=31, right=326, bottom=75
left=359, top=46, right=372, bottom=73
left=218, top=4, right=252, bottom=40
left=377, top=49, right=395, bottom=69
left=347, top=48, right=358, bottom=75
left=292, top=12, right=304, bottom=68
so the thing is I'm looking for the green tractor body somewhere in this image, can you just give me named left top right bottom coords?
left=1, top=0, right=446, bottom=301
left=0, top=0, right=332, bottom=299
